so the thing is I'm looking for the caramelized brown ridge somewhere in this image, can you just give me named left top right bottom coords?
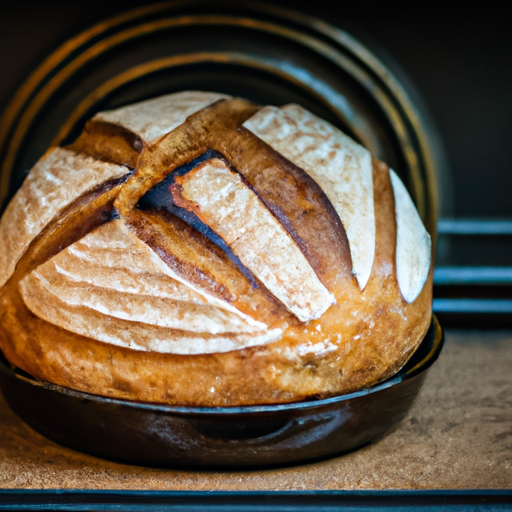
left=67, top=119, right=143, bottom=169
left=212, top=127, right=352, bottom=288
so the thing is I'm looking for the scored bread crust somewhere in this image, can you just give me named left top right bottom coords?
left=0, top=92, right=432, bottom=406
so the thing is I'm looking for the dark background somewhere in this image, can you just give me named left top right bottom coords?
left=1, top=0, right=511, bottom=220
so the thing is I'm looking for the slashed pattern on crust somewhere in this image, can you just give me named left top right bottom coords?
left=174, top=158, right=335, bottom=321
left=19, top=220, right=281, bottom=354
left=244, top=104, right=375, bottom=290
left=0, top=148, right=128, bottom=287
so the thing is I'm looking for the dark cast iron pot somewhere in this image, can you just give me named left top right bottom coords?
left=0, top=316, right=443, bottom=468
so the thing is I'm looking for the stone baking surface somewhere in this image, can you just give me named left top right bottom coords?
left=1, top=330, right=511, bottom=489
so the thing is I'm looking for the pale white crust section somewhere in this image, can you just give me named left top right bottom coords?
left=0, top=148, right=128, bottom=288
left=244, top=104, right=375, bottom=290
left=22, top=271, right=263, bottom=335
left=19, top=276, right=281, bottom=354
left=389, top=169, right=432, bottom=303
left=178, top=159, right=335, bottom=322
left=19, top=220, right=282, bottom=354
left=94, top=91, right=230, bottom=143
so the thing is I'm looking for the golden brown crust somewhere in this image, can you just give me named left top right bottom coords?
left=0, top=160, right=431, bottom=406
left=0, top=94, right=432, bottom=406
left=67, top=119, right=143, bottom=168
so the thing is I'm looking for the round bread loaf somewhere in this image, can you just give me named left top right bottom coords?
left=0, top=91, right=432, bottom=406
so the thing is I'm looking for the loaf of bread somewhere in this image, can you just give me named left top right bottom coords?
left=0, top=91, right=432, bottom=406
